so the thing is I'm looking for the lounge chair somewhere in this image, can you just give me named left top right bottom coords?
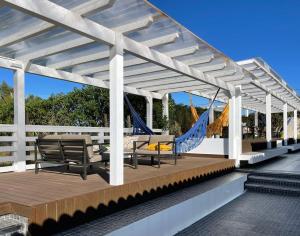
left=100, top=135, right=149, bottom=166
left=35, top=134, right=107, bottom=180
left=133, top=135, right=176, bottom=168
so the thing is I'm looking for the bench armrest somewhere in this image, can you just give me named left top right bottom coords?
left=133, top=141, right=149, bottom=152
left=95, top=143, right=109, bottom=154
left=157, top=141, right=176, bottom=154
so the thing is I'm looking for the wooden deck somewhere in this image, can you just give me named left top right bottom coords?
left=0, top=156, right=235, bottom=235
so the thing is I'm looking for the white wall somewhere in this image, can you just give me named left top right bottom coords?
left=109, top=174, right=246, bottom=236
left=188, top=138, right=228, bottom=155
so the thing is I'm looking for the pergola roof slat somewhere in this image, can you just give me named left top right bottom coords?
left=0, top=0, right=298, bottom=114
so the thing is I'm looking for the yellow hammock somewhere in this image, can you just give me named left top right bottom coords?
left=207, top=104, right=229, bottom=138
left=189, top=96, right=229, bottom=137
left=190, top=95, right=199, bottom=125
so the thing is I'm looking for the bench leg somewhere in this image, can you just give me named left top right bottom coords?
left=174, top=154, right=177, bottom=165
left=83, top=165, right=87, bottom=180
left=158, top=155, right=160, bottom=168
left=134, top=153, right=138, bottom=169
left=65, top=164, right=70, bottom=171
left=35, top=161, right=39, bottom=174
left=130, top=155, right=133, bottom=165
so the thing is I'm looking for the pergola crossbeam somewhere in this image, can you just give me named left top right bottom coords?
left=46, top=32, right=180, bottom=69
left=16, top=15, right=156, bottom=62
left=2, top=0, right=232, bottom=92
left=0, top=0, right=116, bottom=47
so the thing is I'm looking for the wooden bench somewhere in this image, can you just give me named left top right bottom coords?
left=35, top=135, right=107, bottom=180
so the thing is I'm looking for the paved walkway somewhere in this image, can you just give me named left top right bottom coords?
left=176, top=192, right=300, bottom=236
left=177, top=152, right=300, bottom=236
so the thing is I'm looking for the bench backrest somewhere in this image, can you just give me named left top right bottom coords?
left=61, top=135, right=93, bottom=159
left=135, top=135, right=150, bottom=150
left=37, top=138, right=91, bottom=164
left=60, top=139, right=89, bottom=163
left=149, top=135, right=175, bottom=144
left=40, top=134, right=93, bottom=159
left=37, top=139, right=63, bottom=162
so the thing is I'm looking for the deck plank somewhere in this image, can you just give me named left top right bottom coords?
left=0, top=156, right=234, bottom=226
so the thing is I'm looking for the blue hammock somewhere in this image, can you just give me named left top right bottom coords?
left=124, top=94, right=154, bottom=135
left=175, top=89, right=220, bottom=153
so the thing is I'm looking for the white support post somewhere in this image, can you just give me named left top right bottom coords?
left=146, top=96, right=153, bottom=130
left=254, top=111, right=258, bottom=137
left=109, top=33, right=124, bottom=186
left=294, top=110, right=298, bottom=143
left=162, top=93, right=169, bottom=134
left=266, top=93, right=272, bottom=149
left=13, top=69, right=26, bottom=172
left=228, top=86, right=242, bottom=167
left=254, top=111, right=259, bottom=127
left=283, top=103, right=288, bottom=146
left=209, top=99, right=214, bottom=124
left=245, top=109, right=249, bottom=118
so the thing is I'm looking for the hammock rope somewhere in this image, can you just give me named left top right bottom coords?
left=175, top=89, right=220, bottom=153
left=124, top=94, right=154, bottom=135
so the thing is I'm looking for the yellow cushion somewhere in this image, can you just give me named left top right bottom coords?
left=147, top=143, right=157, bottom=151
left=159, top=144, right=172, bottom=151
left=147, top=143, right=172, bottom=151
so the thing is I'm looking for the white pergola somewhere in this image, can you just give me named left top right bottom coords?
left=0, top=0, right=299, bottom=185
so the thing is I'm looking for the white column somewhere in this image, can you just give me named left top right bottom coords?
left=245, top=109, right=249, bottom=117
left=13, top=69, right=26, bottom=172
left=146, top=96, right=153, bottom=130
left=283, top=103, right=288, bottom=146
left=109, top=33, right=124, bottom=186
left=162, top=93, right=169, bottom=134
left=294, top=110, right=298, bottom=143
left=254, top=111, right=258, bottom=137
left=228, top=86, right=242, bottom=167
left=266, top=93, right=272, bottom=149
left=209, top=99, right=214, bottom=124
left=254, top=111, right=259, bottom=127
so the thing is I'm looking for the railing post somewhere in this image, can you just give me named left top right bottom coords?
left=109, top=33, right=124, bottom=185
left=98, top=130, right=104, bottom=144
left=13, top=69, right=26, bottom=172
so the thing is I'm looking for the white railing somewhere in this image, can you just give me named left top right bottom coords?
left=0, top=124, right=162, bottom=172
left=0, top=124, right=17, bottom=166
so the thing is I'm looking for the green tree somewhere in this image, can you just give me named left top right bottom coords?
left=0, top=81, right=14, bottom=124
left=0, top=82, right=238, bottom=138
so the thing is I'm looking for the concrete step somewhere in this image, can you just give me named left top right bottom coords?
left=245, top=182, right=300, bottom=196
left=247, top=175, right=300, bottom=188
left=238, top=169, right=300, bottom=180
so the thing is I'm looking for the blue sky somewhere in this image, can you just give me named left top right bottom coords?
left=1, top=0, right=299, bottom=107
left=150, top=0, right=300, bottom=106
